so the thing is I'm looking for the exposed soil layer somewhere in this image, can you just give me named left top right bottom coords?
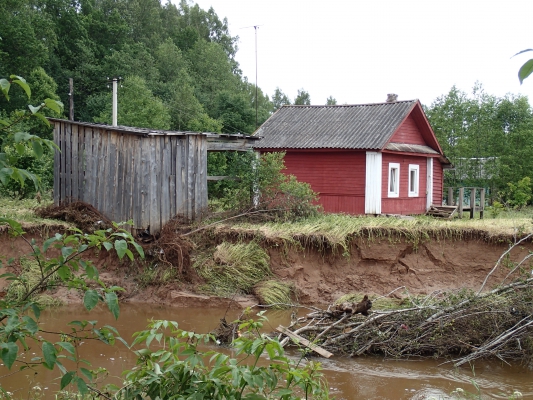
left=1, top=227, right=531, bottom=307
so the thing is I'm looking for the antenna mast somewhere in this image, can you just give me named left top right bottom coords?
left=254, top=25, right=258, bottom=129
left=240, top=24, right=262, bottom=130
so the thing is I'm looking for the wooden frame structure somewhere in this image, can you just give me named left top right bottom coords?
left=51, top=119, right=259, bottom=235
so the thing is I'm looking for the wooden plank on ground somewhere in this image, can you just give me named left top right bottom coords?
left=276, top=326, right=333, bottom=358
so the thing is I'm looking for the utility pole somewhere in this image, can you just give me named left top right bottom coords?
left=107, top=77, right=121, bottom=126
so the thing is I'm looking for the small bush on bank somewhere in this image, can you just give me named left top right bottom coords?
left=208, top=151, right=320, bottom=221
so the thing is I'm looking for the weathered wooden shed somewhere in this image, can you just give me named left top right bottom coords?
left=253, top=99, right=451, bottom=215
left=51, top=119, right=259, bottom=234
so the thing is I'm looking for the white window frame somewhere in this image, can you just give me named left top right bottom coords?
left=388, top=163, right=400, bottom=198
left=408, top=164, right=419, bottom=197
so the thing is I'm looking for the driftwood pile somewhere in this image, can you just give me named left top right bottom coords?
left=277, top=235, right=533, bottom=365
left=277, top=279, right=533, bottom=366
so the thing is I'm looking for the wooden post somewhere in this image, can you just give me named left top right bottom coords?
left=448, top=187, right=454, bottom=206
left=470, top=188, right=476, bottom=219
left=458, top=187, right=464, bottom=218
left=69, top=78, right=74, bottom=121
left=480, top=188, right=485, bottom=219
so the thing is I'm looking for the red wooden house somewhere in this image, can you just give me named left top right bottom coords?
left=253, top=98, right=451, bottom=215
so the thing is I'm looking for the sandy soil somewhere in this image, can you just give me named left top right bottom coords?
left=1, top=228, right=531, bottom=307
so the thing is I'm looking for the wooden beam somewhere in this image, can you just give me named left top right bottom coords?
left=276, top=326, right=333, bottom=358
left=207, top=142, right=254, bottom=152
left=207, top=176, right=241, bottom=181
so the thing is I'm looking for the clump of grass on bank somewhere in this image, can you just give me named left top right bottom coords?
left=194, top=241, right=271, bottom=297
left=5, top=257, right=63, bottom=307
left=137, top=264, right=180, bottom=287
left=253, top=280, right=295, bottom=308
left=220, top=212, right=533, bottom=252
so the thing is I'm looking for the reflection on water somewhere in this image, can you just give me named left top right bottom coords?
left=1, top=304, right=532, bottom=399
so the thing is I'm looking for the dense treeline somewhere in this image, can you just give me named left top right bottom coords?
left=0, top=0, right=274, bottom=134
left=425, top=84, right=533, bottom=204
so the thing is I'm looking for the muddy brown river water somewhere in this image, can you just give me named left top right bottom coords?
left=1, top=304, right=532, bottom=399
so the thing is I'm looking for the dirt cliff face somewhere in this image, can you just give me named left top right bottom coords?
left=1, top=229, right=531, bottom=307
left=268, top=237, right=532, bottom=305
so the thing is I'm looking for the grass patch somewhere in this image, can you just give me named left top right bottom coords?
left=136, top=264, right=180, bottom=287
left=0, top=196, right=71, bottom=229
left=220, top=211, right=533, bottom=252
left=194, top=241, right=271, bottom=297
left=253, top=280, right=295, bottom=308
left=5, top=257, right=63, bottom=307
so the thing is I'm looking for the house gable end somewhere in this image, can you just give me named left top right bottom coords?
left=386, top=101, right=443, bottom=154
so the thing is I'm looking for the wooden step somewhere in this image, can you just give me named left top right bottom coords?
left=426, top=205, right=458, bottom=219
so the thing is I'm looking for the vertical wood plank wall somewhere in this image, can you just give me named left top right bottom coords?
left=53, top=121, right=207, bottom=234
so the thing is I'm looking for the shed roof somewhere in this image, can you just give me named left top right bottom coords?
left=253, top=100, right=424, bottom=150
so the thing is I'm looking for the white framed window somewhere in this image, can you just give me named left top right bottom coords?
left=388, top=163, right=400, bottom=198
left=408, top=164, right=419, bottom=197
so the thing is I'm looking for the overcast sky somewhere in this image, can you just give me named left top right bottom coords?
left=190, top=0, right=533, bottom=107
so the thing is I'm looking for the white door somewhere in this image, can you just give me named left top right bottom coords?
left=365, top=152, right=382, bottom=214
left=426, top=157, right=433, bottom=210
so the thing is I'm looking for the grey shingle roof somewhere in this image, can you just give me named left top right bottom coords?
left=253, top=100, right=417, bottom=149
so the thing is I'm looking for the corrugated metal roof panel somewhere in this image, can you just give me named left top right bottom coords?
left=253, top=101, right=416, bottom=149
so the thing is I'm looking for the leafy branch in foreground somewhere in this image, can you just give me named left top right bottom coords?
left=0, top=74, right=62, bottom=192
left=0, top=218, right=144, bottom=396
left=114, top=312, right=331, bottom=400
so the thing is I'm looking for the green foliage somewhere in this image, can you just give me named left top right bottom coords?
left=116, top=314, right=331, bottom=399
left=0, top=74, right=62, bottom=193
left=514, top=48, right=533, bottom=84
left=253, top=280, right=295, bottom=308
left=425, top=84, right=533, bottom=194
left=0, top=145, right=53, bottom=199
left=503, top=177, right=532, bottom=209
left=488, top=200, right=504, bottom=218
left=209, top=151, right=319, bottom=220
left=294, top=89, right=311, bottom=105
left=195, top=241, right=271, bottom=296
left=0, top=218, right=144, bottom=394
left=272, top=87, right=291, bottom=110
left=95, top=75, right=171, bottom=130
left=326, top=96, right=337, bottom=105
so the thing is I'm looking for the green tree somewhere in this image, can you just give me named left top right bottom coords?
left=272, top=87, right=291, bottom=110
left=0, top=0, right=56, bottom=77
left=326, top=96, right=337, bottom=105
left=95, top=75, right=171, bottom=130
left=426, top=84, right=533, bottom=198
left=214, top=90, right=255, bottom=133
left=294, top=88, right=311, bottom=105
